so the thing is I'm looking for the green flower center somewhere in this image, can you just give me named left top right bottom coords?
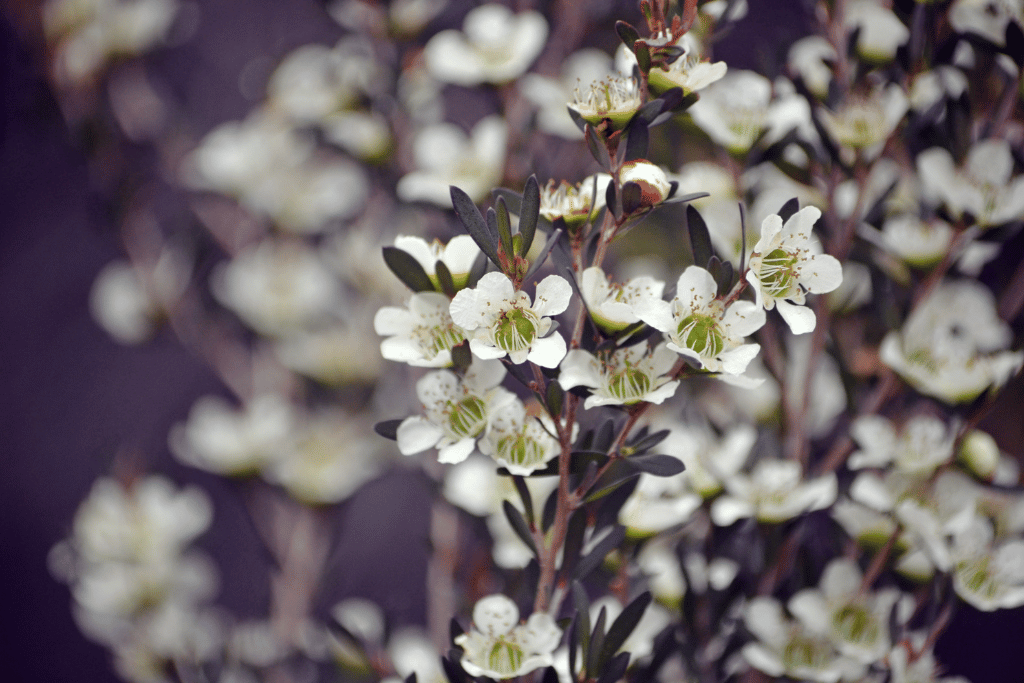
left=494, top=309, right=538, bottom=353
left=906, top=347, right=940, bottom=373
left=487, top=637, right=524, bottom=678
left=417, top=320, right=465, bottom=359
left=676, top=313, right=725, bottom=358
left=833, top=604, right=879, bottom=646
left=446, top=396, right=488, bottom=440
left=758, top=248, right=799, bottom=299
left=782, top=634, right=833, bottom=672
left=498, top=431, right=547, bottom=469
left=959, top=558, right=1000, bottom=600
left=607, top=367, right=652, bottom=403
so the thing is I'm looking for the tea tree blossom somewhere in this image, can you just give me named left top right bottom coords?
left=568, top=74, right=643, bottom=129
left=558, top=342, right=680, bottom=408
left=848, top=414, right=955, bottom=475
left=478, top=401, right=563, bottom=475
left=950, top=516, right=1024, bottom=611
left=688, top=70, right=772, bottom=154
left=819, top=84, right=908, bottom=160
left=949, top=0, right=1023, bottom=46
left=374, top=291, right=466, bottom=367
left=788, top=36, right=837, bottom=99
left=579, top=266, right=664, bottom=333
left=846, top=0, right=910, bottom=62
left=917, top=138, right=1024, bottom=227
left=880, top=279, right=1023, bottom=403
left=449, top=272, right=571, bottom=367
left=647, top=49, right=727, bottom=96
left=521, top=48, right=614, bottom=139
left=711, top=459, right=837, bottom=526
left=423, top=4, right=547, bottom=86
left=397, top=359, right=517, bottom=464
left=539, top=175, right=611, bottom=228
left=872, top=215, right=953, bottom=268
left=454, top=594, right=561, bottom=679
left=619, top=160, right=674, bottom=208
left=392, top=234, right=481, bottom=291
left=636, top=266, right=765, bottom=380
left=746, top=206, right=843, bottom=334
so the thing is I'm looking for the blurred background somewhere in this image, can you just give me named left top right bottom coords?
left=2, top=1, right=1022, bottom=681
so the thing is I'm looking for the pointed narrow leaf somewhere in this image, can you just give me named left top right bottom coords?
left=629, top=428, right=670, bottom=453
left=542, top=488, right=558, bottom=532
left=441, top=655, right=467, bottom=683
left=450, top=341, right=472, bottom=371
left=522, top=228, right=563, bottom=282
left=382, top=246, right=435, bottom=292
left=625, top=454, right=686, bottom=476
left=450, top=185, right=500, bottom=267
left=594, top=418, right=617, bottom=453
left=605, top=176, right=619, bottom=219
left=512, top=476, right=535, bottom=526
left=686, top=205, right=713, bottom=268
left=404, top=674, right=418, bottom=683
left=574, top=525, right=626, bottom=580
left=540, top=667, right=559, bottom=683
left=519, top=175, right=540, bottom=256
left=594, top=476, right=639, bottom=529
left=777, top=196, right=800, bottom=224
left=494, top=198, right=514, bottom=264
left=492, top=187, right=523, bottom=216
left=595, top=652, right=631, bottom=683
left=374, top=419, right=404, bottom=441
left=435, top=260, right=457, bottom=297
left=572, top=582, right=591, bottom=675
left=738, top=202, right=747, bottom=276
left=665, top=190, right=710, bottom=205
left=625, top=119, right=650, bottom=162
left=546, top=379, right=564, bottom=419
left=600, top=592, right=652, bottom=669
left=503, top=500, right=538, bottom=557
left=560, top=509, right=587, bottom=579
left=449, top=618, right=465, bottom=642
left=585, top=124, right=611, bottom=168
left=587, top=607, right=608, bottom=677
left=615, top=21, right=640, bottom=51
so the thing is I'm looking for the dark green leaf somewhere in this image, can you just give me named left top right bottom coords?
left=441, top=655, right=468, bottom=683
left=560, top=510, right=587, bottom=579
left=585, top=124, right=612, bottom=168
left=546, top=379, right=564, bottom=419
left=404, top=673, right=417, bottom=683
left=374, top=419, right=404, bottom=441
left=512, top=475, right=535, bottom=526
left=568, top=106, right=589, bottom=134
left=467, top=251, right=488, bottom=288
left=574, top=525, right=626, bottom=580
left=541, top=488, right=558, bottom=532
left=621, top=181, right=643, bottom=215
left=450, top=185, right=500, bottom=267
left=450, top=341, right=472, bottom=371
left=491, top=187, right=523, bottom=216
left=635, top=41, right=651, bottom=74
left=595, top=652, right=631, bottom=683
left=540, top=667, right=559, bottom=683
left=449, top=618, right=464, bottom=643
left=686, top=205, right=714, bottom=268
left=1006, top=20, right=1024, bottom=68
left=572, top=582, right=591, bottom=675
left=522, top=228, right=563, bottom=282
left=600, top=592, right=652, bottom=669
left=628, top=429, right=670, bottom=453
left=625, top=118, right=650, bottom=162
left=664, top=191, right=710, bottom=205
left=503, top=500, right=538, bottom=557
left=615, top=21, right=640, bottom=51
left=587, top=606, right=608, bottom=678
left=519, top=175, right=540, bottom=256
left=594, top=476, right=639, bottom=529
left=605, top=177, right=619, bottom=219
left=382, top=246, right=435, bottom=292
left=625, top=454, right=685, bottom=476
left=494, top=197, right=514, bottom=264
left=594, top=418, right=617, bottom=453
left=777, top=197, right=800, bottom=224
left=435, top=260, right=457, bottom=297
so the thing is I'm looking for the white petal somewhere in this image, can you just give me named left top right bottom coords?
left=633, top=297, right=673, bottom=333
left=776, top=298, right=817, bottom=334
left=718, top=344, right=761, bottom=376
left=469, top=338, right=507, bottom=360
left=533, top=275, right=573, bottom=317
left=374, top=305, right=414, bottom=335
left=643, top=380, right=680, bottom=405
left=396, top=417, right=443, bottom=455
left=675, top=266, right=718, bottom=307
left=439, top=438, right=476, bottom=464
left=472, top=594, right=519, bottom=636
left=788, top=590, right=830, bottom=634
left=449, top=288, right=483, bottom=330
left=557, top=349, right=602, bottom=391
left=722, top=300, right=766, bottom=337
left=797, top=253, right=843, bottom=294
left=710, top=496, right=755, bottom=526
left=528, top=333, right=567, bottom=368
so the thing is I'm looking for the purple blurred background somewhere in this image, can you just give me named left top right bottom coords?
left=2, top=1, right=1022, bottom=681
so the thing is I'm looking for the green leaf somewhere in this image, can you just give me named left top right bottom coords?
left=615, top=21, right=640, bottom=51
left=624, top=117, right=649, bottom=162
left=625, top=454, right=686, bottom=476
left=595, top=652, right=631, bottom=683
left=560, top=510, right=587, bottom=579
left=374, top=419, right=404, bottom=440
left=587, top=606, right=608, bottom=678
left=519, top=175, right=540, bottom=256
left=512, top=476, right=535, bottom=526
left=494, top=197, right=514, bottom=264
left=628, top=428, right=670, bottom=453
left=600, top=592, right=652, bottom=670
left=382, top=246, right=435, bottom=292
left=574, top=525, right=626, bottom=580
left=450, top=341, right=472, bottom=371
left=491, top=187, right=523, bottom=216
left=571, top=584, right=589, bottom=678
left=546, top=379, right=564, bottom=419
left=635, top=41, right=651, bottom=74
left=777, top=196, right=800, bottom=224
left=450, top=185, right=500, bottom=267
left=686, top=205, right=714, bottom=268
left=502, top=500, right=538, bottom=557
left=621, top=181, right=643, bottom=215
left=435, top=260, right=457, bottom=297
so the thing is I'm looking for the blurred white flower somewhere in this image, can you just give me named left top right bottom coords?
left=568, top=74, right=642, bottom=129
left=909, top=66, right=968, bottom=113
left=397, top=359, right=517, bottom=464
left=950, top=515, right=1024, bottom=610
left=869, top=215, right=953, bottom=268
left=846, top=0, right=910, bottom=62
left=818, top=84, right=907, bottom=160
left=212, top=241, right=341, bottom=337
left=918, top=139, right=1024, bottom=227
left=90, top=261, right=156, bottom=345
left=450, top=272, right=570, bottom=367
left=455, top=595, right=561, bottom=680
left=539, top=175, right=611, bottom=227
left=949, top=0, right=1023, bottom=46
left=711, top=459, right=837, bottom=526
left=688, top=70, right=774, bottom=153
left=479, top=401, right=562, bottom=475
left=424, top=4, right=547, bottom=86
left=880, top=279, right=1023, bottom=403
left=321, top=110, right=393, bottom=161
left=392, top=234, right=481, bottom=291
left=788, top=36, right=837, bottom=99
left=559, top=342, right=680, bottom=408
left=579, top=266, right=664, bottom=333
left=647, top=48, right=727, bottom=97
left=636, top=266, right=765, bottom=381
left=169, top=394, right=296, bottom=475
left=522, top=49, right=614, bottom=139
left=849, top=414, right=955, bottom=475
left=375, top=292, right=467, bottom=368
left=746, top=206, right=843, bottom=334
left=397, top=116, right=507, bottom=206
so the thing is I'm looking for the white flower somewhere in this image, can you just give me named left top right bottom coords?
left=872, top=215, right=953, bottom=268
left=450, top=272, right=570, bottom=367
left=846, top=1, right=910, bottom=62
left=479, top=401, right=562, bottom=475
left=169, top=394, right=296, bottom=475
left=212, top=241, right=340, bottom=337
left=950, top=516, right=1024, bottom=611
left=918, top=139, right=1024, bottom=227
left=788, top=36, right=837, bottom=99
left=90, top=251, right=190, bottom=344
left=539, top=175, right=611, bottom=227
left=688, top=70, right=774, bottom=153
left=397, top=116, right=507, bottom=206
left=374, top=292, right=467, bottom=367
left=392, top=234, right=481, bottom=291
left=619, top=160, right=673, bottom=209
left=746, top=206, right=843, bottom=334
left=848, top=414, right=955, bottom=475
left=711, top=459, right=837, bottom=526
left=880, top=279, right=1023, bottom=403
left=636, top=266, right=765, bottom=381
left=910, top=67, right=968, bottom=113
left=647, top=49, right=727, bottom=97
left=742, top=596, right=866, bottom=683
left=397, top=359, right=517, bottom=464
left=788, top=559, right=910, bottom=664
left=889, top=637, right=971, bottom=683
left=454, top=595, right=561, bottom=680
left=818, top=84, right=908, bottom=160
left=522, top=49, right=614, bottom=139
left=424, top=4, right=548, bottom=86
left=567, top=74, right=643, bottom=129
left=580, top=266, right=664, bottom=333
left=559, top=343, right=680, bottom=409
left=950, top=0, right=1023, bottom=46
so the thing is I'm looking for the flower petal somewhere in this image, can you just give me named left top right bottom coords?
left=396, top=416, right=444, bottom=455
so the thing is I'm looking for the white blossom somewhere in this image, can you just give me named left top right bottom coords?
left=397, top=359, right=517, bottom=464
left=374, top=292, right=467, bottom=367
left=746, top=206, right=843, bottom=334
left=450, top=272, right=570, bottom=367
left=522, top=49, right=614, bottom=139
left=949, top=0, right=1023, bottom=46
left=479, top=401, right=563, bottom=476
left=819, top=84, right=908, bottom=160
left=619, top=159, right=673, bottom=208
left=711, top=459, right=837, bottom=526
left=568, top=74, right=643, bottom=129
left=579, top=267, right=664, bottom=333
left=918, top=139, right=1024, bottom=227
left=539, top=175, right=611, bottom=227
left=647, top=49, right=727, bottom=97
left=455, top=595, right=561, bottom=680
left=559, top=343, right=680, bottom=409
left=392, top=234, right=481, bottom=291
left=848, top=414, right=956, bottom=475
left=846, top=1, right=910, bottom=62
left=950, top=515, right=1024, bottom=610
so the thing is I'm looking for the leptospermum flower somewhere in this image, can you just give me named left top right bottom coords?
left=479, top=400, right=563, bottom=475
left=396, top=359, right=516, bottom=464
left=374, top=291, right=466, bottom=367
left=746, top=206, right=843, bottom=334
left=918, top=139, right=1024, bottom=228
left=635, top=266, right=765, bottom=383
left=647, top=49, right=728, bottom=97
left=559, top=342, right=680, bottom=409
left=848, top=414, right=956, bottom=475
left=392, top=234, right=480, bottom=291
left=619, top=159, right=673, bottom=209
left=454, top=594, right=561, bottom=680
left=568, top=73, right=643, bottom=129
left=580, top=266, right=664, bottom=333
left=450, top=272, right=571, bottom=367
left=711, top=459, right=837, bottom=526
left=950, top=515, right=1024, bottom=611
left=539, top=175, right=611, bottom=228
